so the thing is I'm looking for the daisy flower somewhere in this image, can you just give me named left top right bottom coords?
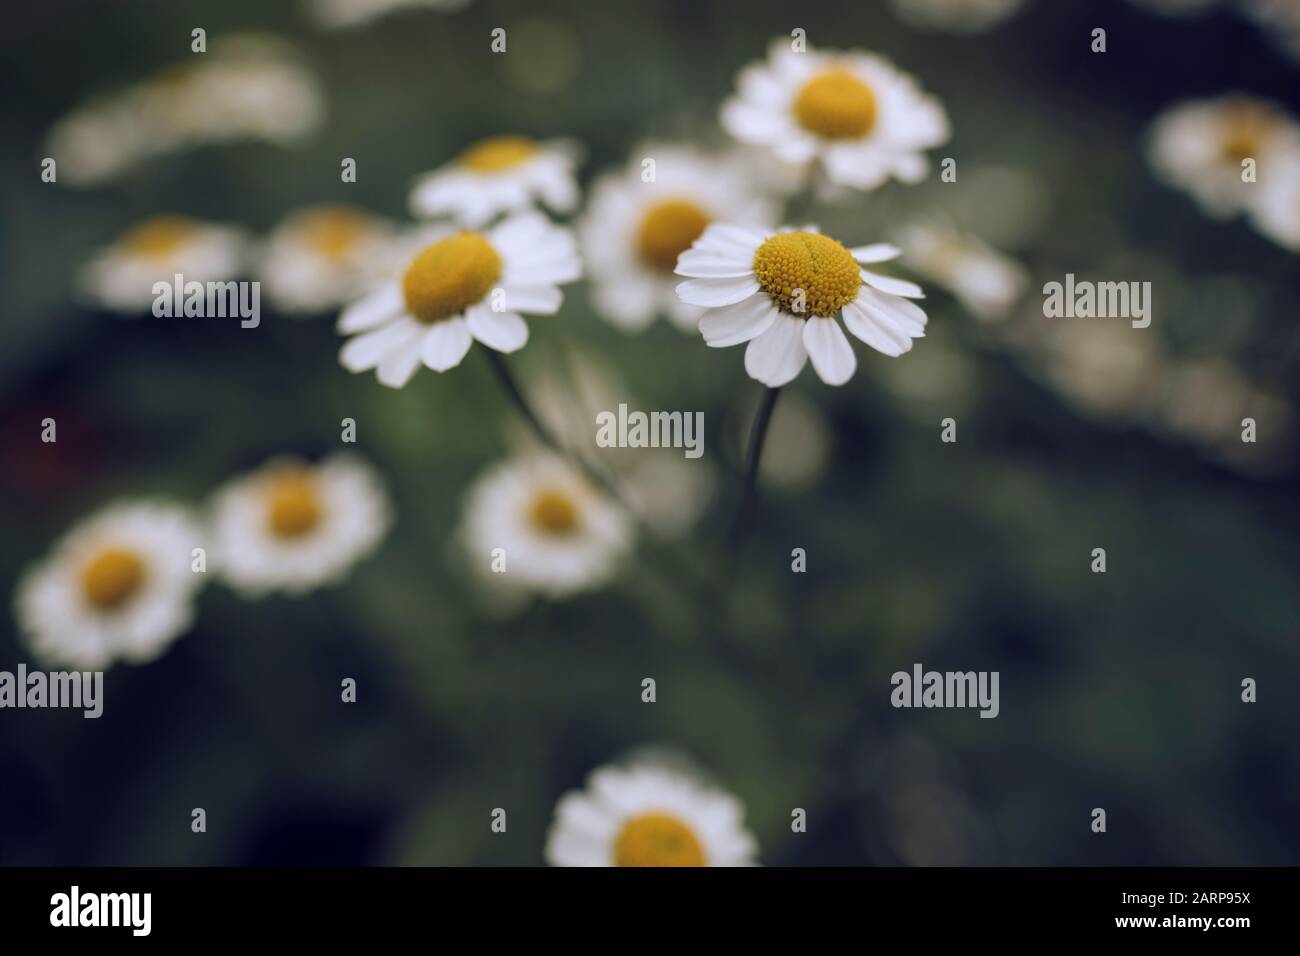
left=675, top=223, right=929, bottom=387
left=409, top=136, right=581, bottom=228
left=78, top=215, right=247, bottom=314
left=578, top=145, right=775, bottom=332
left=261, top=204, right=395, bottom=314
left=895, top=221, right=1029, bottom=321
left=308, top=0, right=473, bottom=29
left=337, top=213, right=580, bottom=387
left=1147, top=94, right=1300, bottom=219
left=459, top=453, right=631, bottom=600
left=889, top=0, right=1027, bottom=33
left=721, top=38, right=949, bottom=192
left=545, top=760, right=758, bottom=867
left=210, top=454, right=391, bottom=597
left=1250, top=160, right=1300, bottom=251
left=14, top=501, right=205, bottom=669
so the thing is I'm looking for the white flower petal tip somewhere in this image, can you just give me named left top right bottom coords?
left=803, top=317, right=857, bottom=386
left=675, top=277, right=761, bottom=308
left=851, top=243, right=902, bottom=263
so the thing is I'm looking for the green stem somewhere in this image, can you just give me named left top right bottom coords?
left=730, top=385, right=782, bottom=542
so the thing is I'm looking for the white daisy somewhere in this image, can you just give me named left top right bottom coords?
left=1251, top=160, right=1300, bottom=251
left=1147, top=94, right=1300, bottom=219
left=261, top=205, right=396, bottom=314
left=675, top=223, right=929, bottom=387
left=14, top=501, right=205, bottom=669
left=78, top=216, right=247, bottom=314
left=307, top=0, right=473, bottom=29
left=337, top=213, right=580, bottom=387
left=545, top=760, right=758, bottom=867
left=409, top=136, right=581, bottom=228
left=579, top=145, right=775, bottom=332
left=895, top=221, right=1029, bottom=321
left=210, top=454, right=391, bottom=598
left=721, top=38, right=949, bottom=192
left=459, top=453, right=632, bottom=600
left=889, top=0, right=1027, bottom=33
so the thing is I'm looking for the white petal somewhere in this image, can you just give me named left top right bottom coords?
left=857, top=286, right=928, bottom=336
left=339, top=316, right=418, bottom=372
left=337, top=284, right=404, bottom=334
left=674, top=248, right=755, bottom=278
left=676, top=276, right=760, bottom=308
left=842, top=300, right=913, bottom=357
left=862, top=270, right=926, bottom=299
left=376, top=337, right=424, bottom=388
left=419, top=317, right=473, bottom=371
left=699, top=295, right=778, bottom=347
left=744, top=314, right=808, bottom=387
left=466, top=304, right=529, bottom=353
left=498, top=283, right=562, bottom=315
left=850, top=243, right=901, bottom=264
left=802, top=317, right=857, bottom=386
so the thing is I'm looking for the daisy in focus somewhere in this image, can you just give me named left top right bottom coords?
left=579, top=145, right=775, bottom=332
left=459, top=453, right=632, bottom=601
left=895, top=221, right=1029, bottom=321
left=545, top=759, right=758, bottom=867
left=409, top=136, right=581, bottom=227
left=337, top=213, right=580, bottom=387
left=1147, top=94, right=1300, bottom=219
left=14, top=501, right=205, bottom=669
left=78, top=216, right=247, bottom=314
left=210, top=455, right=391, bottom=597
left=721, top=38, right=949, bottom=191
left=260, top=205, right=395, bottom=314
left=308, top=0, right=473, bottom=29
left=676, top=223, right=929, bottom=387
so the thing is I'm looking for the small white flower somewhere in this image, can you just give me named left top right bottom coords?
left=1251, top=159, right=1300, bottom=251
left=307, top=0, right=473, bottom=29
left=579, top=145, right=775, bottom=332
left=1147, top=94, right=1300, bottom=219
left=545, top=760, right=758, bottom=867
left=721, top=38, right=949, bottom=192
left=409, top=136, right=581, bottom=228
left=210, top=454, right=392, bottom=597
left=336, top=213, right=580, bottom=387
left=260, top=205, right=396, bottom=314
left=676, top=223, right=929, bottom=387
left=14, top=501, right=205, bottom=669
left=896, top=221, right=1029, bottom=321
left=889, top=0, right=1027, bottom=33
left=79, top=216, right=248, bottom=314
left=459, top=453, right=631, bottom=600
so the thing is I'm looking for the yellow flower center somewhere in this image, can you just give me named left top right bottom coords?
left=794, top=69, right=877, bottom=140
left=528, top=488, right=579, bottom=536
left=636, top=199, right=712, bottom=272
left=752, top=231, right=861, bottom=317
left=265, top=468, right=323, bottom=539
left=402, top=232, right=502, bottom=324
left=613, top=813, right=706, bottom=867
left=120, top=216, right=197, bottom=258
left=297, top=206, right=374, bottom=261
left=459, top=135, right=540, bottom=173
left=1220, top=106, right=1275, bottom=163
left=81, top=548, right=146, bottom=610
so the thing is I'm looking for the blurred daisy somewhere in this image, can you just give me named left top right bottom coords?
left=409, top=136, right=581, bottom=227
left=78, top=216, right=247, bottom=313
left=459, top=453, right=631, bottom=600
left=1242, top=0, right=1300, bottom=61
left=721, top=38, right=949, bottom=191
left=211, top=455, right=391, bottom=597
left=579, top=145, right=775, bottom=332
left=890, top=0, right=1026, bottom=33
left=1147, top=94, right=1300, bottom=219
left=261, top=205, right=395, bottom=314
left=14, top=501, right=204, bottom=669
left=337, top=213, right=579, bottom=387
left=676, top=223, right=928, bottom=387
left=545, top=760, right=758, bottom=867
left=308, top=0, right=473, bottom=29
left=1251, top=159, right=1300, bottom=251
left=896, top=221, right=1029, bottom=321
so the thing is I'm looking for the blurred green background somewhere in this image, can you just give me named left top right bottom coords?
left=1, top=0, right=1298, bottom=865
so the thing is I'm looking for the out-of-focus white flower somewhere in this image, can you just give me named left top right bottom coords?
left=545, top=759, right=758, bottom=867
left=337, top=213, right=580, bottom=387
left=579, top=145, right=775, bottom=332
left=1032, top=320, right=1163, bottom=420
left=14, top=501, right=205, bottom=669
left=409, top=136, right=582, bottom=228
left=78, top=216, right=247, bottom=314
left=210, top=455, right=391, bottom=597
left=307, top=0, right=473, bottom=29
left=676, top=223, right=928, bottom=387
left=1250, top=159, right=1300, bottom=251
left=1242, top=0, right=1300, bottom=61
left=1147, top=94, right=1300, bottom=219
left=459, top=453, right=632, bottom=600
left=721, top=38, right=949, bottom=192
left=890, top=0, right=1027, bottom=33
left=896, top=222, right=1029, bottom=321
left=261, top=205, right=396, bottom=314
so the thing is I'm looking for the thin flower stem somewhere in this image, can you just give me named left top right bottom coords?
left=730, top=385, right=782, bottom=542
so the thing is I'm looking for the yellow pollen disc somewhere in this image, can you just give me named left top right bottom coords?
left=264, top=468, right=323, bottom=539
left=794, top=69, right=877, bottom=140
left=297, top=206, right=374, bottom=260
left=613, top=813, right=706, bottom=867
left=120, top=216, right=197, bottom=258
left=637, top=199, right=712, bottom=272
left=81, top=548, right=146, bottom=611
left=402, top=232, right=502, bottom=324
left=459, top=135, right=540, bottom=173
left=1220, top=107, right=1275, bottom=163
left=752, top=231, right=861, bottom=317
left=528, top=488, right=579, bottom=537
